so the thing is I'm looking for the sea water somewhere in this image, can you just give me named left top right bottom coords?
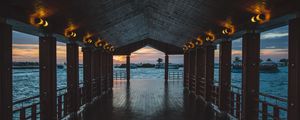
left=12, top=67, right=288, bottom=101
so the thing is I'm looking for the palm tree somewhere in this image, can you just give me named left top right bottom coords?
left=157, top=58, right=163, bottom=65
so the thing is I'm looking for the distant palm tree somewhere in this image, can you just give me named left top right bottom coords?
left=157, top=58, right=163, bottom=65
left=266, top=58, right=272, bottom=62
left=234, top=57, right=241, bottom=62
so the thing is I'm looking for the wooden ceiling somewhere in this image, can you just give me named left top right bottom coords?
left=0, top=0, right=298, bottom=51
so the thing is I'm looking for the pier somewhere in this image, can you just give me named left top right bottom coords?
left=0, top=0, right=299, bottom=120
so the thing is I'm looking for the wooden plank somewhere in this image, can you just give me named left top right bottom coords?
left=189, top=50, right=196, bottom=94
left=0, top=23, right=12, bottom=120
left=184, top=52, right=190, bottom=89
left=241, top=32, right=260, bottom=120
left=39, top=36, right=57, bottom=120
left=219, top=40, right=232, bottom=112
left=288, top=16, right=300, bottom=120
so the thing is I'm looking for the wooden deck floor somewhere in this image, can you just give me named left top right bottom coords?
left=83, top=80, right=215, bottom=120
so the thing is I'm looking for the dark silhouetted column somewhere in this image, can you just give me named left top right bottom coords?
left=0, top=23, right=12, bottom=120
left=205, top=44, right=215, bottom=102
left=126, top=55, right=130, bottom=81
left=195, top=46, right=206, bottom=98
left=242, top=32, right=260, bottom=120
left=39, top=36, right=57, bottom=120
left=189, top=50, right=196, bottom=95
left=165, top=54, right=169, bottom=81
left=288, top=16, right=300, bottom=120
left=219, top=40, right=232, bottom=112
left=82, top=47, right=92, bottom=103
left=184, top=52, right=190, bottom=89
left=67, top=43, right=79, bottom=115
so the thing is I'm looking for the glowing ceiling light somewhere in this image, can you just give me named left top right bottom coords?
left=65, top=31, right=77, bottom=38
left=196, top=36, right=204, bottom=46
left=251, top=14, right=266, bottom=23
left=205, top=31, right=215, bottom=42
left=183, top=45, right=188, bottom=51
left=222, top=27, right=234, bottom=35
left=187, top=41, right=195, bottom=49
left=94, top=39, right=102, bottom=47
left=32, top=18, right=48, bottom=28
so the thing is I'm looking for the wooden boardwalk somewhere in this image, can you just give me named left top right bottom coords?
left=83, top=80, right=214, bottom=120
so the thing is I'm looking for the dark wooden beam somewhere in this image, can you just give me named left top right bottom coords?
left=219, top=40, right=232, bottom=112
left=165, top=54, right=169, bottom=81
left=39, top=36, right=57, bottom=120
left=109, top=54, right=114, bottom=89
left=96, top=50, right=102, bottom=96
left=0, top=23, right=12, bottom=120
left=184, top=52, right=189, bottom=89
left=103, top=52, right=108, bottom=92
left=242, top=32, right=260, bottom=120
left=126, top=55, right=131, bottom=81
left=205, top=44, right=215, bottom=102
left=189, top=50, right=196, bottom=95
left=82, top=47, right=92, bottom=103
left=195, top=46, right=206, bottom=98
left=67, top=43, right=79, bottom=115
left=288, top=16, right=300, bottom=120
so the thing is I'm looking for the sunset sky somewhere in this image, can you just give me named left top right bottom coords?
left=12, top=26, right=288, bottom=64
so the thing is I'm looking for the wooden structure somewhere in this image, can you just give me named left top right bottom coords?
left=0, top=0, right=299, bottom=120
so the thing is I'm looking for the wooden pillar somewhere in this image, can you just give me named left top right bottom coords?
left=67, top=43, right=79, bottom=114
left=103, top=52, right=108, bottom=92
left=110, top=54, right=114, bottom=88
left=97, top=50, right=102, bottom=95
left=219, top=40, right=232, bottom=112
left=82, top=47, right=92, bottom=103
left=126, top=55, right=130, bottom=81
left=189, top=50, right=196, bottom=94
left=288, top=16, right=300, bottom=120
left=100, top=51, right=105, bottom=93
left=195, top=46, right=206, bottom=98
left=242, top=32, right=260, bottom=120
left=0, top=23, right=12, bottom=120
left=39, top=36, right=57, bottom=120
left=165, top=54, right=169, bottom=81
left=184, top=52, right=190, bottom=89
left=205, top=44, right=215, bottom=102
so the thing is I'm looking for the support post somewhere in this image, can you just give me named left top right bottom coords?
left=219, top=40, right=232, bottom=112
left=189, top=50, right=196, bottom=95
left=103, top=52, right=108, bottom=92
left=242, top=32, right=260, bottom=120
left=0, top=23, right=12, bottom=120
left=126, top=55, right=130, bottom=81
left=288, top=16, right=300, bottom=120
left=205, top=44, right=215, bottom=102
left=184, top=52, right=190, bottom=89
left=39, top=36, right=57, bottom=120
left=82, top=47, right=92, bottom=103
left=165, top=54, right=169, bottom=81
left=110, top=54, right=114, bottom=89
left=97, top=50, right=102, bottom=95
left=67, top=43, right=79, bottom=114
left=195, top=46, right=206, bottom=98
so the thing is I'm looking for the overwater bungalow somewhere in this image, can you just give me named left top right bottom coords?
left=0, top=0, right=299, bottom=120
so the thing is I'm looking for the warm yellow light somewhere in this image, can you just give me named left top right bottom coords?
left=222, top=27, right=234, bottom=35
left=205, top=31, right=215, bottom=41
left=196, top=36, right=204, bottom=46
left=94, top=39, right=102, bottom=47
left=251, top=14, right=266, bottom=23
left=187, top=42, right=195, bottom=49
left=183, top=45, right=188, bottom=51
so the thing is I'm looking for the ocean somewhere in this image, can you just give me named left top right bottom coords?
left=12, top=66, right=288, bottom=101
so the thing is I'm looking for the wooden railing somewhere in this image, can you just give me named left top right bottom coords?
left=13, top=83, right=84, bottom=120
left=113, top=70, right=126, bottom=80
left=168, top=70, right=183, bottom=80
left=212, top=85, right=288, bottom=120
left=230, top=86, right=287, bottom=120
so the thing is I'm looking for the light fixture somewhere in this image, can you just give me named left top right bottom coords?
left=183, top=45, right=188, bottom=51
left=251, top=14, right=266, bottom=23
left=33, top=18, right=48, bottom=27
left=196, top=36, right=204, bottom=46
left=187, top=41, right=195, bottom=49
left=83, top=38, right=93, bottom=44
left=222, top=27, right=234, bottom=35
left=110, top=46, right=115, bottom=52
left=65, top=31, right=77, bottom=38
left=205, top=32, right=215, bottom=42
left=94, top=39, right=102, bottom=47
